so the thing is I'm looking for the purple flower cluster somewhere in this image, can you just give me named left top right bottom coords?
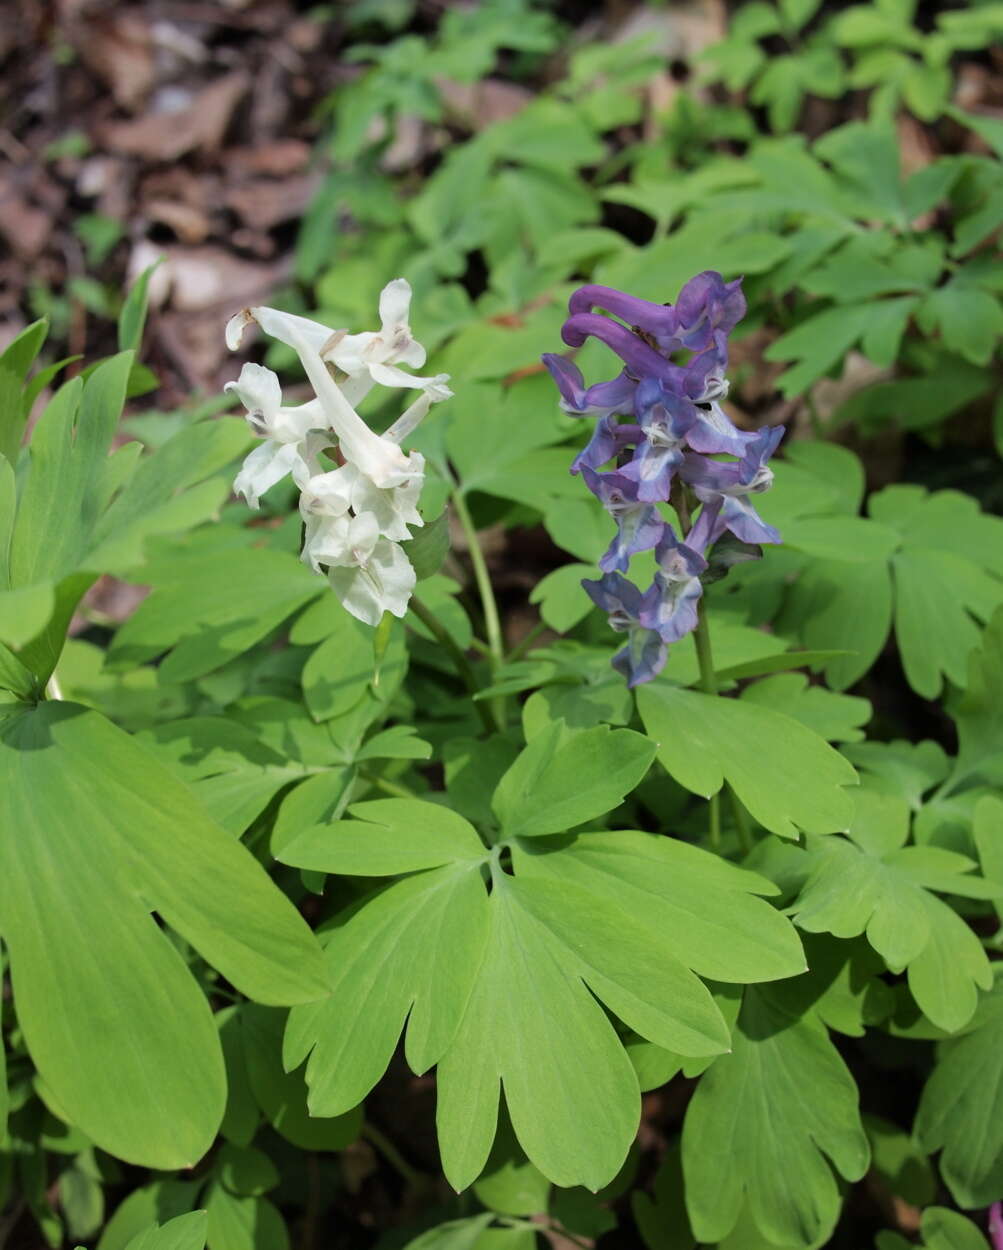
left=542, top=272, right=783, bottom=687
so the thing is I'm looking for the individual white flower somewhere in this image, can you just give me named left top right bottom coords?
left=300, top=457, right=423, bottom=555
left=300, top=506, right=375, bottom=575
left=285, top=323, right=427, bottom=490
left=226, top=279, right=431, bottom=404
left=225, top=363, right=326, bottom=508
left=328, top=535, right=417, bottom=626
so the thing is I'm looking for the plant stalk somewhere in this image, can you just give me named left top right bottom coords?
left=676, top=486, right=754, bottom=855
left=408, top=593, right=495, bottom=734
left=451, top=488, right=506, bottom=730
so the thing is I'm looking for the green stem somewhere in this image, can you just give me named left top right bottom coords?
left=508, top=619, right=547, bottom=663
left=409, top=593, right=495, bottom=735
left=676, top=489, right=722, bottom=848
left=363, top=1121, right=425, bottom=1190
left=451, top=488, right=506, bottom=730
left=676, top=486, right=755, bottom=855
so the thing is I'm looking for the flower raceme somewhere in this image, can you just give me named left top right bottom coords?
left=225, top=279, right=451, bottom=625
left=543, top=271, right=783, bottom=687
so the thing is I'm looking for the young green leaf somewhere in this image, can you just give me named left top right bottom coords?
left=491, top=723, right=656, bottom=838
left=682, top=989, right=869, bottom=1247
left=124, top=1212, right=208, bottom=1250
left=278, top=797, right=487, bottom=876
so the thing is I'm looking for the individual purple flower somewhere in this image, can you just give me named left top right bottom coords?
left=672, top=272, right=746, bottom=352
left=680, top=426, right=784, bottom=546
left=580, top=466, right=665, bottom=573
left=568, top=271, right=746, bottom=355
left=638, top=528, right=707, bottom=643
left=541, top=355, right=636, bottom=417
left=560, top=313, right=687, bottom=389
left=583, top=572, right=668, bottom=687
left=621, top=377, right=697, bottom=501
left=571, top=415, right=642, bottom=475
left=990, top=1202, right=1003, bottom=1250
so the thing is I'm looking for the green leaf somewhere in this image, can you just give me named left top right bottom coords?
left=740, top=673, right=871, bottom=743
left=892, top=548, right=993, bottom=697
left=637, top=684, right=858, bottom=838
left=125, top=1213, right=208, bottom=1250
left=0, top=702, right=328, bottom=1167
left=791, top=790, right=995, bottom=1030
left=0, top=581, right=55, bottom=649
left=402, top=1215, right=494, bottom=1250
left=529, top=563, right=594, bottom=633
left=239, top=1004, right=360, bottom=1151
left=815, top=122, right=906, bottom=225
left=286, top=862, right=491, bottom=1117
left=214, top=1144, right=278, bottom=1197
left=491, top=723, right=656, bottom=838
left=945, top=607, right=1003, bottom=794
left=119, top=261, right=162, bottom=353
left=279, top=798, right=487, bottom=875
left=300, top=605, right=383, bottom=721
left=97, top=1181, right=201, bottom=1250
left=682, top=989, right=869, bottom=1247
left=205, top=1186, right=288, bottom=1250
left=864, top=1114, right=935, bottom=1207
left=915, top=975, right=1003, bottom=1206
left=436, top=875, right=642, bottom=1191
left=108, top=546, right=320, bottom=683
left=513, top=830, right=806, bottom=987
left=474, top=1110, right=551, bottom=1216
left=782, top=517, right=900, bottom=564
left=403, top=509, right=450, bottom=580
left=139, top=717, right=305, bottom=836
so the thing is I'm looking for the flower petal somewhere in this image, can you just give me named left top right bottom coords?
left=329, top=538, right=416, bottom=625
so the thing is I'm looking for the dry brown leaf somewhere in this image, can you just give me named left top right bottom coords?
left=224, top=173, right=320, bottom=231
left=96, top=71, right=248, bottom=161
left=438, top=77, right=532, bottom=130
left=66, top=11, right=156, bottom=110
left=0, top=173, right=55, bottom=260
left=225, top=139, right=311, bottom=177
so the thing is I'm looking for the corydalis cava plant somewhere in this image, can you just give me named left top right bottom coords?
left=543, top=271, right=782, bottom=686
left=225, top=279, right=451, bottom=625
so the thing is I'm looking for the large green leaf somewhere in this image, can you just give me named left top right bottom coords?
left=915, top=974, right=1003, bottom=1206
left=790, top=790, right=997, bottom=1031
left=0, top=701, right=328, bottom=1167
left=125, top=1213, right=208, bottom=1250
left=637, top=684, right=858, bottom=838
left=284, top=862, right=491, bottom=1117
left=682, top=989, right=869, bottom=1247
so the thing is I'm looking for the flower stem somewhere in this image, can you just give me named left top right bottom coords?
left=451, top=488, right=506, bottom=730
left=692, top=601, right=722, bottom=850
left=408, top=594, right=495, bottom=735
left=362, top=1121, right=425, bottom=1190
left=677, top=486, right=753, bottom=856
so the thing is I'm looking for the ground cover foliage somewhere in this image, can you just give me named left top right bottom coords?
left=1, top=0, right=1003, bottom=1247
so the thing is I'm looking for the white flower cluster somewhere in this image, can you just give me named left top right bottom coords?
left=225, top=279, right=451, bottom=626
